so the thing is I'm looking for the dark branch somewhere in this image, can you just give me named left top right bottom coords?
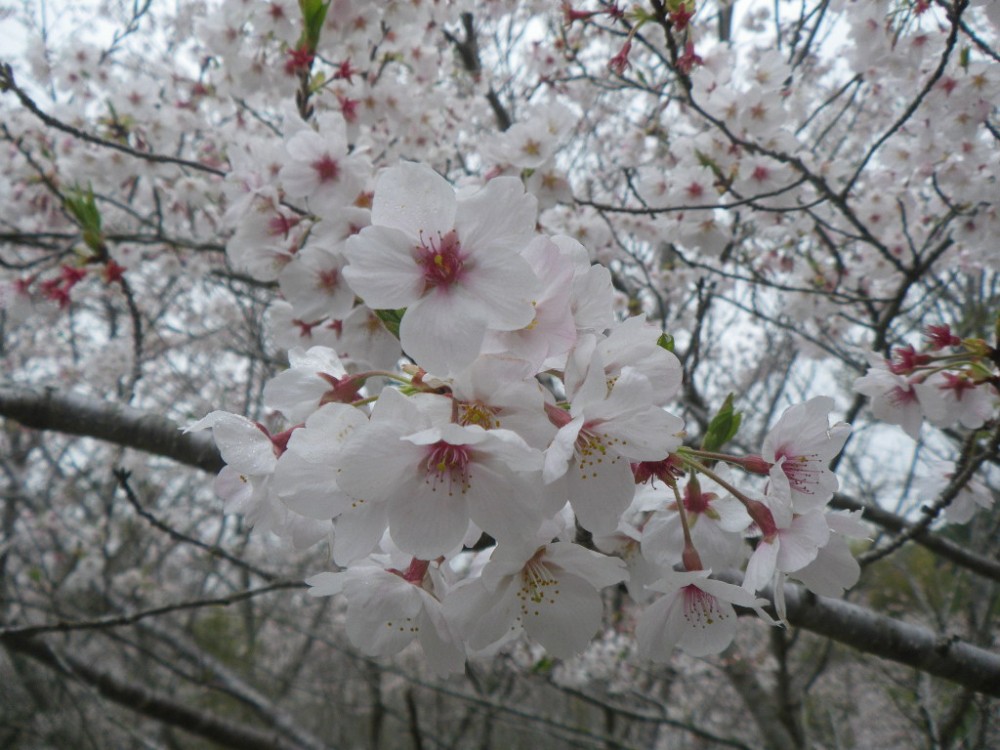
left=0, top=384, right=224, bottom=474
left=0, top=63, right=226, bottom=177
left=2, top=635, right=323, bottom=750
left=732, top=576, right=1000, bottom=698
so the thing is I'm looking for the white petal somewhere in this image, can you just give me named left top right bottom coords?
left=743, top=540, right=778, bottom=592
left=565, top=452, right=635, bottom=535
left=388, top=481, right=470, bottom=558
left=522, top=571, right=603, bottom=659
left=776, top=511, right=830, bottom=573
left=544, top=542, right=629, bottom=589
left=399, top=291, right=487, bottom=375
left=332, top=502, right=387, bottom=565
left=636, top=590, right=685, bottom=662
left=372, top=161, right=455, bottom=237
left=454, top=176, right=536, bottom=252
left=677, top=586, right=738, bottom=656
left=343, top=225, right=425, bottom=309
left=305, top=571, right=345, bottom=597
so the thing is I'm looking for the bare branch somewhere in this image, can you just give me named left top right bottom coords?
left=0, top=581, right=305, bottom=639
left=744, top=577, right=1000, bottom=698
left=0, top=63, right=226, bottom=177
left=0, top=384, right=223, bottom=474
left=2, top=634, right=324, bottom=750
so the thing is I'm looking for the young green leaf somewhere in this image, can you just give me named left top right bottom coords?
left=701, top=393, right=742, bottom=453
left=374, top=308, right=406, bottom=339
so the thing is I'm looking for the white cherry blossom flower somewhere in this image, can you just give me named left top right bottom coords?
left=636, top=570, right=774, bottom=660
left=307, top=557, right=464, bottom=676
left=544, top=346, right=684, bottom=534
left=445, top=539, right=628, bottom=659
left=263, top=346, right=359, bottom=423
left=343, top=162, right=540, bottom=375
left=279, top=113, right=368, bottom=214
left=336, top=388, right=545, bottom=558
left=762, top=396, right=851, bottom=513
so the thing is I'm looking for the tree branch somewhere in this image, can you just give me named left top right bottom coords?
left=760, top=578, right=1000, bottom=698
left=0, top=384, right=223, bottom=474
left=0, top=63, right=226, bottom=177
left=830, top=494, right=1000, bottom=583
left=1, top=634, right=325, bottom=750
left=0, top=581, right=305, bottom=639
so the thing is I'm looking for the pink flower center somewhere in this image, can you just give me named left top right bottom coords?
left=774, top=449, right=823, bottom=495
left=268, top=213, right=299, bottom=238
left=888, top=384, right=918, bottom=407
left=683, top=486, right=716, bottom=515
left=318, top=268, right=339, bottom=290
left=312, top=154, right=340, bottom=183
left=416, top=230, right=467, bottom=291
left=685, top=181, right=704, bottom=199
left=683, top=585, right=727, bottom=627
left=940, top=372, right=976, bottom=400
left=422, top=440, right=471, bottom=494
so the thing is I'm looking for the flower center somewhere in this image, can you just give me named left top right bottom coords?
left=457, top=400, right=501, bottom=429
left=774, top=450, right=823, bottom=495
left=575, top=425, right=625, bottom=478
left=422, top=440, right=471, bottom=495
left=683, top=486, right=716, bottom=515
left=518, top=553, right=558, bottom=613
left=683, top=585, right=727, bottom=627
left=416, top=229, right=466, bottom=291
left=312, top=154, right=340, bottom=183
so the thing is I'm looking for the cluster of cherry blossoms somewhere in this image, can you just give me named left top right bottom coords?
left=3, top=0, right=995, bottom=683
left=854, top=324, right=1000, bottom=440
left=191, top=156, right=862, bottom=673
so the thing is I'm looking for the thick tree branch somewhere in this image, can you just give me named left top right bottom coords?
left=0, top=384, right=223, bottom=474
left=830, top=494, right=1000, bottom=583
left=1, top=634, right=325, bottom=750
left=755, top=578, right=1000, bottom=698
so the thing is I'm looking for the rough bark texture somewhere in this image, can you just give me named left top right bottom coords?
left=2, top=634, right=328, bottom=750
left=0, top=384, right=223, bottom=474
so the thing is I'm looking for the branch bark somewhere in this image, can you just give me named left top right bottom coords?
left=2, top=634, right=328, bottom=750
left=0, top=384, right=223, bottom=474
left=759, top=578, right=1000, bottom=698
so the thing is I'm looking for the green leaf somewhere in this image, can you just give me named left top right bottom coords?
left=64, top=186, right=105, bottom=254
left=656, top=332, right=675, bottom=352
left=299, top=0, right=330, bottom=52
left=701, top=393, right=742, bottom=453
left=374, top=308, right=406, bottom=339
left=531, top=656, right=555, bottom=674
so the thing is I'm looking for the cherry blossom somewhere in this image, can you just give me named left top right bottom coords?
left=636, top=570, right=775, bottom=660
left=336, top=388, right=546, bottom=558
left=446, top=537, right=628, bottom=660
left=762, top=396, right=851, bottom=513
left=307, top=556, right=465, bottom=676
left=343, top=162, right=541, bottom=375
